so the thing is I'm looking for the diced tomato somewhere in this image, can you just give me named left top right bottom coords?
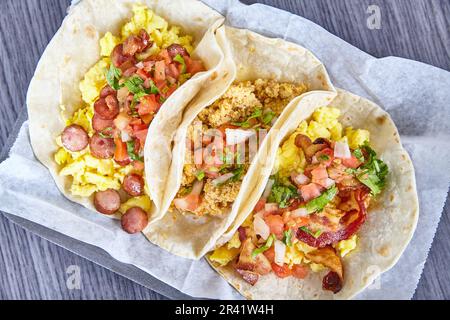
left=315, top=148, right=334, bottom=167
left=185, top=56, right=205, bottom=75
left=263, top=246, right=275, bottom=263
left=114, top=137, right=130, bottom=164
left=133, top=129, right=148, bottom=147
left=158, top=49, right=171, bottom=65
left=292, top=264, right=309, bottom=279
left=271, top=263, right=292, bottom=278
left=311, top=166, right=328, bottom=182
left=264, top=215, right=285, bottom=239
left=342, top=155, right=362, bottom=169
left=138, top=95, right=160, bottom=116
left=254, top=199, right=266, bottom=213
left=154, top=60, right=166, bottom=82
left=300, top=183, right=323, bottom=202
left=136, top=68, right=149, bottom=80
left=141, top=113, right=154, bottom=125
left=167, top=63, right=180, bottom=79
left=132, top=160, right=145, bottom=172
left=143, top=60, right=155, bottom=73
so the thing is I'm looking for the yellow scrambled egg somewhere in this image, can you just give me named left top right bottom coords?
left=275, top=106, right=370, bottom=179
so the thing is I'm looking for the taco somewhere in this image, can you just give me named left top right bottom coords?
left=27, top=0, right=226, bottom=234
left=144, top=26, right=335, bottom=259
left=208, top=89, right=419, bottom=299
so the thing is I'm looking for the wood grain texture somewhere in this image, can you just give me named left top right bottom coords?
left=0, top=0, right=449, bottom=300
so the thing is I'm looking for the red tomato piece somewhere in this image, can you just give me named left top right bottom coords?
left=342, top=155, right=362, bottom=169
left=263, top=246, right=275, bottom=263
left=271, top=263, right=292, bottom=278
left=254, top=199, right=266, bottom=213
left=264, top=215, right=285, bottom=239
left=315, top=148, right=334, bottom=167
left=138, top=95, right=160, bottom=116
left=154, top=60, right=166, bottom=82
left=300, top=183, right=323, bottom=202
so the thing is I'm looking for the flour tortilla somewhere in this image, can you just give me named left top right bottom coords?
left=209, top=89, right=419, bottom=300
left=144, top=26, right=336, bottom=259
left=27, top=0, right=225, bottom=216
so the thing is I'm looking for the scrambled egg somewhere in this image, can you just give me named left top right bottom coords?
left=274, top=106, right=370, bottom=179
left=119, top=195, right=152, bottom=214
left=335, top=235, right=358, bottom=257
left=79, top=58, right=109, bottom=106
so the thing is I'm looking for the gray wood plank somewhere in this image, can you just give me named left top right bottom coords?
left=0, top=0, right=449, bottom=300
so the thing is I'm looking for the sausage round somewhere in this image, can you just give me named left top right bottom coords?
left=121, top=207, right=148, bottom=234
left=61, top=124, right=89, bottom=152
left=123, top=173, right=145, bottom=196
left=111, top=44, right=128, bottom=67
left=90, top=133, right=115, bottom=159
left=92, top=114, right=114, bottom=132
left=100, top=85, right=116, bottom=99
left=94, top=95, right=119, bottom=120
left=94, top=189, right=121, bottom=215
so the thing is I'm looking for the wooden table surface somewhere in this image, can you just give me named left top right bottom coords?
left=0, top=0, right=449, bottom=300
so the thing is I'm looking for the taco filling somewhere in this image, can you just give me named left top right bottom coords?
left=171, top=80, right=308, bottom=216
left=210, top=106, right=389, bottom=293
left=53, top=5, right=205, bottom=233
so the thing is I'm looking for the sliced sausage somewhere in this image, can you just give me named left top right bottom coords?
left=123, top=173, right=145, bottom=196
left=100, top=85, right=116, bottom=98
left=90, top=133, right=115, bottom=159
left=94, top=189, right=121, bottom=215
left=166, top=44, right=189, bottom=58
left=92, top=114, right=114, bottom=132
left=121, top=207, right=148, bottom=234
left=61, top=124, right=89, bottom=152
left=94, top=95, right=119, bottom=120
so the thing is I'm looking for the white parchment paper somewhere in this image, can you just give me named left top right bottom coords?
left=0, top=0, right=449, bottom=299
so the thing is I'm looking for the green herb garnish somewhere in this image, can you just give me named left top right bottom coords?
left=106, top=65, right=123, bottom=90
left=126, top=140, right=143, bottom=161
left=195, top=170, right=205, bottom=181
left=319, top=154, right=330, bottom=161
left=305, top=186, right=338, bottom=213
left=267, top=176, right=298, bottom=209
left=251, top=234, right=275, bottom=259
left=354, top=142, right=389, bottom=196
left=353, top=148, right=365, bottom=162
left=232, top=108, right=263, bottom=128
left=173, top=54, right=187, bottom=74
left=124, top=76, right=145, bottom=94
left=231, top=165, right=245, bottom=182
left=262, top=110, right=276, bottom=125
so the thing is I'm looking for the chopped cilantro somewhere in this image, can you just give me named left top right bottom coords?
left=124, top=76, right=145, bottom=94
left=231, top=165, right=245, bottom=182
left=355, top=142, right=389, bottom=196
left=195, top=170, right=205, bottom=181
left=353, top=148, right=365, bottom=162
left=232, top=108, right=263, bottom=128
left=319, top=154, right=330, bottom=161
left=251, top=234, right=275, bottom=259
left=305, top=186, right=338, bottom=213
left=173, top=54, right=187, bottom=74
left=262, top=110, right=276, bottom=125
left=106, top=65, right=123, bottom=90
left=267, top=176, right=298, bottom=208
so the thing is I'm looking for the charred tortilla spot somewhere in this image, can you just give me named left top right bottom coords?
left=376, top=115, right=387, bottom=125
left=377, top=245, right=390, bottom=257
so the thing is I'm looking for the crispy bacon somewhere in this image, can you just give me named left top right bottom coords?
left=296, top=188, right=369, bottom=247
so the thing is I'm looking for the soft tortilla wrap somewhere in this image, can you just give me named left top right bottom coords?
left=209, top=89, right=419, bottom=300
left=144, top=26, right=335, bottom=259
left=27, top=0, right=225, bottom=216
